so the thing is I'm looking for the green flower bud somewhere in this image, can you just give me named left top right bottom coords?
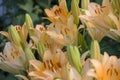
left=37, top=41, right=46, bottom=58
left=81, top=0, right=90, bottom=9
left=71, top=0, right=80, bottom=25
left=90, top=40, right=101, bottom=61
left=24, top=47, right=35, bottom=60
left=111, top=0, right=120, bottom=16
left=25, top=14, right=34, bottom=36
left=8, top=25, right=22, bottom=47
left=67, top=46, right=82, bottom=74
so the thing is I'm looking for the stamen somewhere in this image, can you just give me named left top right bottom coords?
left=95, top=10, right=97, bottom=14
left=54, top=8, right=62, bottom=16
left=64, top=28, right=70, bottom=34
left=16, top=25, right=22, bottom=31
left=50, top=60, right=54, bottom=67
left=43, top=62, right=46, bottom=68
left=114, top=68, right=118, bottom=76
left=101, top=6, right=106, bottom=8
left=0, top=55, right=5, bottom=61
left=46, top=60, right=51, bottom=70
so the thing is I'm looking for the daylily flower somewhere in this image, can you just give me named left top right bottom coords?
left=0, top=42, right=27, bottom=74
left=15, top=24, right=28, bottom=44
left=46, top=15, right=78, bottom=46
left=43, top=0, right=78, bottom=49
left=0, top=24, right=28, bottom=46
left=31, top=15, right=78, bottom=53
left=79, top=1, right=120, bottom=42
left=88, top=52, right=120, bottom=80
left=30, top=24, right=65, bottom=53
left=28, top=49, right=68, bottom=80
left=82, top=22, right=105, bottom=41
left=79, top=2, right=110, bottom=41
left=44, top=0, right=68, bottom=23
left=28, top=49, right=92, bottom=80
left=44, top=0, right=78, bottom=46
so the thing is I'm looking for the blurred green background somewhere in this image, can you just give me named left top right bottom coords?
left=0, top=0, right=120, bottom=80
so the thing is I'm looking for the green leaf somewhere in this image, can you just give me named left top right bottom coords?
left=12, top=15, right=25, bottom=25
left=95, top=0, right=102, bottom=4
left=78, top=33, right=88, bottom=52
left=18, top=0, right=33, bottom=12
left=35, top=0, right=51, bottom=8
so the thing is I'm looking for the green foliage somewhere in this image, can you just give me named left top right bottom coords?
left=0, top=71, right=17, bottom=80
left=0, top=0, right=55, bottom=28
left=100, top=37, right=120, bottom=57
left=90, top=0, right=102, bottom=4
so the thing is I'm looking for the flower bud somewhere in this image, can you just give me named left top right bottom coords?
left=81, top=0, right=90, bottom=9
left=71, top=0, right=80, bottom=25
left=67, top=46, right=82, bottom=74
left=25, top=14, right=34, bottom=36
left=90, top=40, right=101, bottom=61
left=37, top=41, right=46, bottom=58
left=24, top=47, right=35, bottom=60
left=8, top=25, right=22, bottom=47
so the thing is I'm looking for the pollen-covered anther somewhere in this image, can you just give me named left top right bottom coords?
left=15, top=25, right=22, bottom=31
left=54, top=8, right=62, bottom=16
